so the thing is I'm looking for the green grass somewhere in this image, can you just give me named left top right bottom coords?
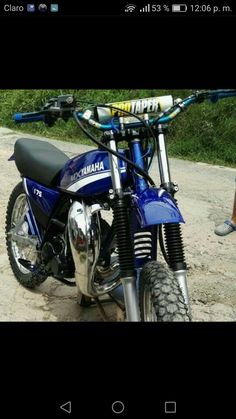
left=1, top=89, right=236, bottom=167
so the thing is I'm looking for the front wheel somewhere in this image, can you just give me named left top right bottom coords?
left=139, top=261, right=191, bottom=321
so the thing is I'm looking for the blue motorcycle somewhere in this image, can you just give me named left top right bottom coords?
left=5, top=90, right=236, bottom=321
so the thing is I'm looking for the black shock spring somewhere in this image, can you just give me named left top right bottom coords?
left=113, top=196, right=135, bottom=277
left=163, top=223, right=186, bottom=271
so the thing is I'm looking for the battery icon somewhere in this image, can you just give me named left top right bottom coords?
left=172, top=4, right=187, bottom=12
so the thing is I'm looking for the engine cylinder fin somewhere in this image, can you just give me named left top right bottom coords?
left=133, top=231, right=153, bottom=260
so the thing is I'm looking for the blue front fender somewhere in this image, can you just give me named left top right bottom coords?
left=131, top=187, right=184, bottom=228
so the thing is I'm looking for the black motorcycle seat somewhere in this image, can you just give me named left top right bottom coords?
left=14, top=138, right=69, bottom=187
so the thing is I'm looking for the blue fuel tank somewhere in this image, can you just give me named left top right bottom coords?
left=59, top=149, right=129, bottom=196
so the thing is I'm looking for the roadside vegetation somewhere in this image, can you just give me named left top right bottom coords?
left=1, top=89, right=236, bottom=167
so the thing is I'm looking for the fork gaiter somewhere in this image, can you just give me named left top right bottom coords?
left=163, top=223, right=186, bottom=271
left=113, top=196, right=135, bottom=277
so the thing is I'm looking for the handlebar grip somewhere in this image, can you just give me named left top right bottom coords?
left=14, top=112, right=45, bottom=123
left=209, top=89, right=236, bottom=102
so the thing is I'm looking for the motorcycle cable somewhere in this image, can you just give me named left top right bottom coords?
left=73, top=110, right=157, bottom=187
left=96, top=103, right=157, bottom=170
left=74, top=98, right=157, bottom=170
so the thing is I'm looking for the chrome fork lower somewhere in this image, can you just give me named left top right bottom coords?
left=173, top=270, right=191, bottom=312
left=122, top=277, right=140, bottom=321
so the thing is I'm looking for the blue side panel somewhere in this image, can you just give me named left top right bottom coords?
left=23, top=178, right=61, bottom=216
left=59, top=149, right=128, bottom=196
left=24, top=202, right=42, bottom=242
left=132, top=187, right=184, bottom=227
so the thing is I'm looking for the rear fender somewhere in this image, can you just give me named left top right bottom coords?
left=131, top=187, right=184, bottom=228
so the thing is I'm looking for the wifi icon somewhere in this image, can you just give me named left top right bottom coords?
left=125, top=4, right=137, bottom=12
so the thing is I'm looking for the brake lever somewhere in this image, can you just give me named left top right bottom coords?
left=42, top=95, right=76, bottom=111
left=42, top=95, right=77, bottom=126
left=42, top=97, right=58, bottom=110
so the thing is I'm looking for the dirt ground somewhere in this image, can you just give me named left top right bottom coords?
left=0, top=127, right=235, bottom=321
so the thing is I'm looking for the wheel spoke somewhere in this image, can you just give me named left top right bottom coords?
left=9, top=193, right=38, bottom=274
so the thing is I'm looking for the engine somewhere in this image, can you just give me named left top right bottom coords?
left=41, top=233, right=75, bottom=279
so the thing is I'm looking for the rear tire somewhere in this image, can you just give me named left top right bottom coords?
left=5, top=182, right=47, bottom=288
left=139, top=261, right=191, bottom=321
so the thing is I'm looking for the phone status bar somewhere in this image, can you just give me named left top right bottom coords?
left=0, top=2, right=235, bottom=16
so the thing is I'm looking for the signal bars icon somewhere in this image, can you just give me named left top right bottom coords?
left=140, top=4, right=150, bottom=12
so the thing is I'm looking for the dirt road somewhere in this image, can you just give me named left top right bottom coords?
left=0, top=127, right=235, bottom=321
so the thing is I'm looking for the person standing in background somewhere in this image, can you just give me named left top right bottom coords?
left=215, top=179, right=236, bottom=236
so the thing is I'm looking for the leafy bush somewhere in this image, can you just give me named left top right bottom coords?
left=0, top=89, right=236, bottom=167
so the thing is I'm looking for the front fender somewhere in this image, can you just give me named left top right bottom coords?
left=131, top=187, right=184, bottom=228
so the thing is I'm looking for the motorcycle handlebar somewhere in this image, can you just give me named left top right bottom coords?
left=208, top=89, right=236, bottom=102
left=13, top=89, right=236, bottom=129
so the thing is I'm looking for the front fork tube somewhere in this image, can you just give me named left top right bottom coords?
left=157, top=126, right=190, bottom=311
left=173, top=269, right=190, bottom=308
left=108, top=136, right=140, bottom=321
left=122, top=277, right=140, bottom=322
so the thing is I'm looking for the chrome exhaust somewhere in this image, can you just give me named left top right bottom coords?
left=68, top=201, right=120, bottom=297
